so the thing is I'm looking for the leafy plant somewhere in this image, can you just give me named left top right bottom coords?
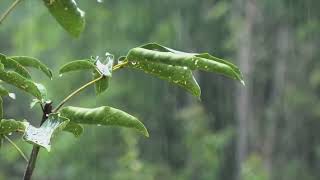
left=0, top=1, right=244, bottom=180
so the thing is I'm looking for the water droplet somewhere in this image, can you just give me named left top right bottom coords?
left=131, top=62, right=137, bottom=65
left=8, top=93, right=16, bottom=99
left=8, top=133, right=12, bottom=136
left=205, top=65, right=208, bottom=69
left=64, top=7, right=68, bottom=11
left=183, top=66, right=188, bottom=70
left=97, top=124, right=101, bottom=127
left=240, top=80, right=246, bottom=86
left=97, top=0, right=103, bottom=2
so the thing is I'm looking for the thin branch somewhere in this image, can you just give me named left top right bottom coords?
left=4, top=135, right=28, bottom=162
left=0, top=0, right=23, bottom=25
left=53, top=76, right=103, bottom=112
left=53, top=60, right=129, bottom=112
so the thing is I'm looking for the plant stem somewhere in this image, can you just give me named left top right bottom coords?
left=22, top=61, right=128, bottom=179
left=0, top=0, right=23, bottom=25
left=53, top=75, right=103, bottom=112
left=4, top=135, right=28, bottom=162
left=23, top=102, right=52, bottom=180
left=53, top=61, right=129, bottom=112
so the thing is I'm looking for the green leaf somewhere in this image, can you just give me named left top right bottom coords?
left=0, top=54, right=31, bottom=79
left=0, top=69, right=43, bottom=100
left=127, top=43, right=244, bottom=85
left=63, top=121, right=84, bottom=137
left=128, top=61, right=201, bottom=98
left=93, top=70, right=109, bottom=95
left=43, top=0, right=85, bottom=37
left=60, top=106, right=149, bottom=137
left=35, top=83, right=48, bottom=102
left=0, top=85, right=10, bottom=97
left=9, top=56, right=53, bottom=79
left=0, top=119, right=29, bottom=135
left=23, top=113, right=69, bottom=151
left=59, top=59, right=95, bottom=75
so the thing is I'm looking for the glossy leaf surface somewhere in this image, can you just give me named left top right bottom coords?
left=93, top=70, right=109, bottom=95
left=60, top=106, right=149, bottom=137
left=0, top=54, right=31, bottom=79
left=0, top=69, right=43, bottom=100
left=59, top=59, right=95, bottom=75
left=9, top=56, right=53, bottom=79
left=43, top=0, right=85, bottom=37
left=127, top=43, right=244, bottom=84
left=128, top=61, right=201, bottom=98
left=0, top=119, right=29, bottom=135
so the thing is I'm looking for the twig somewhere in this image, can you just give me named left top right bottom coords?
left=0, top=0, right=23, bottom=25
left=53, top=60, right=129, bottom=112
left=52, top=75, right=103, bottom=112
left=4, top=135, right=28, bottom=162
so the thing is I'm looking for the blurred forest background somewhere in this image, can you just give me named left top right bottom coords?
left=0, top=0, right=319, bottom=179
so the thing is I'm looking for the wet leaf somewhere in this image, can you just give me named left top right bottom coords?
left=0, top=85, right=10, bottom=97
left=93, top=70, right=109, bottom=95
left=63, top=121, right=84, bottom=137
left=9, top=56, right=53, bottom=79
left=0, top=119, right=29, bottom=135
left=59, top=59, right=95, bottom=75
left=43, top=0, right=85, bottom=37
left=23, top=113, right=69, bottom=151
left=127, top=43, right=244, bottom=85
left=128, top=61, right=201, bottom=98
left=0, top=54, right=31, bottom=79
left=0, top=68, right=43, bottom=100
left=35, top=83, right=48, bottom=102
left=60, top=106, right=149, bottom=137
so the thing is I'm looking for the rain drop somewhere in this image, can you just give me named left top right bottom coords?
left=131, top=62, right=137, bottom=65
left=59, top=74, right=63, bottom=77
left=8, top=93, right=16, bottom=99
left=97, top=124, right=101, bottom=127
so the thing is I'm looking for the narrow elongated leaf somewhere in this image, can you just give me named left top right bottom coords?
left=0, top=55, right=31, bottom=79
left=0, top=119, right=29, bottom=135
left=128, top=61, right=201, bottom=98
left=23, top=113, right=69, bottom=151
left=43, top=0, right=85, bottom=37
left=0, top=69, right=43, bottom=100
left=93, top=70, right=109, bottom=95
left=127, top=43, right=244, bottom=85
left=60, top=106, right=149, bottom=137
left=59, top=59, right=95, bottom=75
left=9, top=56, right=53, bottom=79
left=141, top=43, right=243, bottom=80
left=63, top=121, right=83, bottom=137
